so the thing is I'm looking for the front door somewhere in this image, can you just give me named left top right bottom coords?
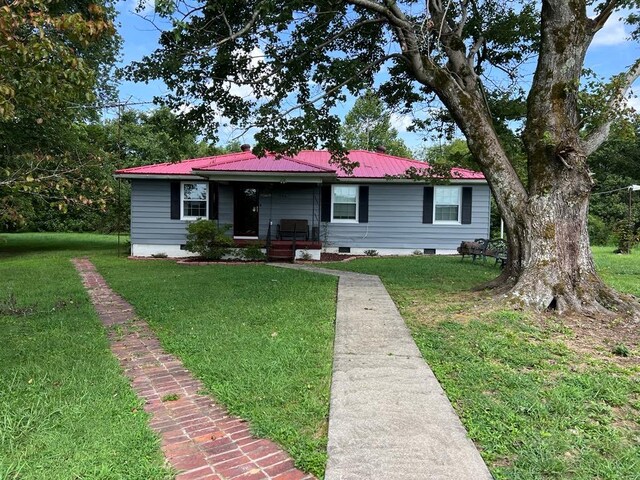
left=234, top=186, right=259, bottom=237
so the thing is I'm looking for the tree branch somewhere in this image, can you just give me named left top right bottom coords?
left=277, top=53, right=405, bottom=118
left=455, top=0, right=469, bottom=36
left=583, top=59, right=640, bottom=156
left=590, top=0, right=620, bottom=33
left=466, top=35, right=484, bottom=69
left=215, top=4, right=265, bottom=47
left=345, top=0, right=431, bottom=83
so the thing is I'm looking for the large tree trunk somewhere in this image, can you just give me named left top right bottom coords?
left=385, top=0, right=640, bottom=317
left=421, top=1, right=640, bottom=318
left=500, top=169, right=637, bottom=316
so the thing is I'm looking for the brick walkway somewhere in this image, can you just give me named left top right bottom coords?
left=72, top=258, right=315, bottom=480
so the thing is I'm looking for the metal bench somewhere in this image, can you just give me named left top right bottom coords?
left=457, top=238, right=489, bottom=262
left=485, top=238, right=508, bottom=268
left=277, top=219, right=309, bottom=241
left=457, top=238, right=508, bottom=268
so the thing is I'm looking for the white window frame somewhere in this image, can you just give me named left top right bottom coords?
left=433, top=186, right=461, bottom=225
left=331, top=185, right=359, bottom=223
left=180, top=181, right=209, bottom=220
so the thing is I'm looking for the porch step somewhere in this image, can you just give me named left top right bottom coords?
left=268, top=255, right=294, bottom=262
left=269, top=255, right=294, bottom=262
left=268, top=244, right=294, bottom=262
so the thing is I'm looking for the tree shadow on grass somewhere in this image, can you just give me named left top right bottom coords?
left=0, top=233, right=126, bottom=259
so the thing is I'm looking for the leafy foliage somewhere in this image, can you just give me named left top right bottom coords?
left=342, top=91, right=412, bottom=157
left=241, top=244, right=267, bottom=261
left=0, top=0, right=121, bottom=232
left=185, top=220, right=234, bottom=259
left=589, top=119, right=640, bottom=246
left=588, top=214, right=610, bottom=246
left=0, top=0, right=119, bottom=121
left=120, top=1, right=640, bottom=309
left=1, top=106, right=235, bottom=233
left=96, top=107, right=221, bottom=167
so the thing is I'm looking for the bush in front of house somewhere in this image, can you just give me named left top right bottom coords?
left=242, top=244, right=266, bottom=261
left=185, top=220, right=234, bottom=260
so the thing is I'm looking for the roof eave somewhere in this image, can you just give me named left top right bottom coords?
left=334, top=177, right=487, bottom=184
left=113, top=173, right=205, bottom=180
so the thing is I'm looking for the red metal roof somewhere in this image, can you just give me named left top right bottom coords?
left=194, top=153, right=335, bottom=173
left=115, top=149, right=485, bottom=180
left=295, top=150, right=484, bottom=179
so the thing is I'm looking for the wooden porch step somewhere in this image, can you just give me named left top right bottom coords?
left=267, top=243, right=295, bottom=262
left=268, top=255, right=295, bottom=262
left=269, top=255, right=294, bottom=260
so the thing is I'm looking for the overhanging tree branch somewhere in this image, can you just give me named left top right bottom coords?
left=590, top=0, right=620, bottom=32
left=583, top=59, right=640, bottom=156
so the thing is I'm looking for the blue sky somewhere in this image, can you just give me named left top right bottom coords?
left=115, top=1, right=640, bottom=151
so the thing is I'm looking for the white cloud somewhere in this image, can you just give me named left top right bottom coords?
left=626, top=94, right=640, bottom=113
left=225, top=47, right=273, bottom=100
left=389, top=113, right=413, bottom=132
left=592, top=12, right=628, bottom=46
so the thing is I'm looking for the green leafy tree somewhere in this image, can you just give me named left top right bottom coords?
left=342, top=92, right=412, bottom=157
left=1, top=106, right=242, bottom=233
left=420, top=139, right=474, bottom=169
left=130, top=1, right=640, bottom=317
left=0, top=0, right=120, bottom=230
left=97, top=107, right=217, bottom=167
left=588, top=119, right=640, bottom=246
left=0, top=0, right=118, bottom=121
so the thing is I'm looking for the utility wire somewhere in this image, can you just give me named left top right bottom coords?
left=592, top=186, right=635, bottom=195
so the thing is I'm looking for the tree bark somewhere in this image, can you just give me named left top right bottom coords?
left=402, top=0, right=640, bottom=318
left=499, top=167, right=639, bottom=316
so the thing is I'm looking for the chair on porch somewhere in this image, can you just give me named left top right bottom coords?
left=277, top=219, right=309, bottom=241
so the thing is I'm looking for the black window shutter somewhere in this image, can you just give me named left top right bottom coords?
left=358, top=186, right=369, bottom=223
left=321, top=185, right=331, bottom=222
left=461, top=187, right=473, bottom=224
left=208, top=181, right=218, bottom=220
left=423, top=186, right=434, bottom=224
left=170, top=181, right=180, bottom=219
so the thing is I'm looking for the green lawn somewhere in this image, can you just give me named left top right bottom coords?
left=91, top=256, right=336, bottom=477
left=1, top=233, right=336, bottom=478
left=3, top=233, right=638, bottom=479
left=592, top=246, right=640, bottom=296
left=324, top=251, right=640, bottom=479
left=0, top=234, right=171, bottom=480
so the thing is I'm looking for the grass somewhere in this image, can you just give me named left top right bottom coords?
left=3, top=233, right=638, bottom=479
left=0, top=234, right=171, bottom=480
left=2, top=233, right=336, bottom=478
left=592, top=246, right=640, bottom=296
left=91, top=255, right=336, bottom=477
left=324, top=251, right=640, bottom=479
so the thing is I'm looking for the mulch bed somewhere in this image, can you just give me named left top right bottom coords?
left=319, top=253, right=364, bottom=262
left=176, top=258, right=265, bottom=265
left=129, top=254, right=363, bottom=264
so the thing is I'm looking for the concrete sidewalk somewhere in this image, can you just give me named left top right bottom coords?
left=273, top=264, right=492, bottom=480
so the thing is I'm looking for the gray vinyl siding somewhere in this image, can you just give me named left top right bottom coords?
left=258, top=186, right=317, bottom=238
left=130, top=180, right=188, bottom=245
left=325, top=184, right=491, bottom=251
left=218, top=184, right=233, bottom=226
left=130, top=180, right=490, bottom=250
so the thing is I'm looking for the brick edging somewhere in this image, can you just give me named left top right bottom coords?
left=72, top=258, right=316, bottom=480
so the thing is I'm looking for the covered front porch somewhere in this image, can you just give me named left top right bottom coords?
left=215, top=181, right=326, bottom=261
left=227, top=183, right=323, bottom=241
left=188, top=152, right=337, bottom=260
